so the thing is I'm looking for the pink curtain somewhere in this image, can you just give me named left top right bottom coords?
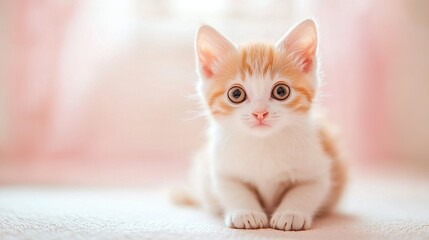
left=319, top=1, right=405, bottom=165
left=4, top=0, right=75, bottom=160
left=1, top=0, right=77, bottom=183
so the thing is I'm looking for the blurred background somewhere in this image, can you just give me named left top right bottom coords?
left=0, top=0, right=428, bottom=186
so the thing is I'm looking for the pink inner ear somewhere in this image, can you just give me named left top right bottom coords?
left=202, top=64, right=214, bottom=78
left=288, top=42, right=316, bottom=73
left=199, top=47, right=216, bottom=78
left=302, top=57, right=313, bottom=73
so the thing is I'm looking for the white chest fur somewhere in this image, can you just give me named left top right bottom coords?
left=209, top=124, right=330, bottom=211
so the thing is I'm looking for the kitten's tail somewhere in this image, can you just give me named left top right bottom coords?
left=169, top=187, right=197, bottom=206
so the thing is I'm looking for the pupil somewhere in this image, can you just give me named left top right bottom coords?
left=233, top=89, right=241, bottom=98
left=277, top=87, right=285, bottom=96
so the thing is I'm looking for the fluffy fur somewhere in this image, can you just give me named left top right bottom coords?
left=174, top=19, right=346, bottom=231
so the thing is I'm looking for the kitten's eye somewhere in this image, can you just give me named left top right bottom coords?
left=227, top=86, right=246, bottom=104
left=272, top=83, right=290, bottom=101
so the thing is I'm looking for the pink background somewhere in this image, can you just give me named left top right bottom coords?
left=1, top=0, right=429, bottom=185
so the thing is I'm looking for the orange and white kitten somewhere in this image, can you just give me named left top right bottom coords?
left=182, top=19, right=346, bottom=231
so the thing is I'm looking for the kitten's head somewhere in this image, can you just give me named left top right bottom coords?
left=196, top=19, right=319, bottom=137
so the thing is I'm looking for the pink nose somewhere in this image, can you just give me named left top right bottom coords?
left=252, top=110, right=268, bottom=120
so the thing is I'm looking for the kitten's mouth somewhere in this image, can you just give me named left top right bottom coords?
left=251, top=121, right=271, bottom=128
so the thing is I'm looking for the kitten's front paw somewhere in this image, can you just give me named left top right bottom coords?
left=270, top=211, right=312, bottom=231
left=225, top=210, right=268, bottom=229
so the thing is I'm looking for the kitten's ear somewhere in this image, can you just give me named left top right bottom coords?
left=196, top=25, right=236, bottom=79
left=276, top=19, right=318, bottom=73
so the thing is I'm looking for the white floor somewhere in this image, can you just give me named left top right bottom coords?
left=1, top=172, right=429, bottom=240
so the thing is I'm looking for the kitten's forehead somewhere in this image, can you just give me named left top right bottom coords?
left=238, top=43, right=276, bottom=79
left=214, top=42, right=302, bottom=85
left=240, top=72, right=273, bottom=99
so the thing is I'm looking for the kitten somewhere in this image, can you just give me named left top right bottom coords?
left=175, top=19, right=346, bottom=231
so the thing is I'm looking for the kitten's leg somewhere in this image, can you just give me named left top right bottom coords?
left=215, top=178, right=268, bottom=229
left=270, top=176, right=330, bottom=231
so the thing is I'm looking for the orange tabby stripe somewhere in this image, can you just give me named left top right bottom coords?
left=240, top=50, right=253, bottom=77
left=239, top=43, right=276, bottom=78
left=286, top=96, right=302, bottom=108
left=218, top=101, right=233, bottom=113
left=212, top=110, right=228, bottom=116
left=208, top=89, right=233, bottom=116
left=285, top=96, right=311, bottom=113
left=294, top=86, right=313, bottom=102
left=262, top=47, right=274, bottom=75
left=211, top=102, right=233, bottom=116
left=208, top=89, right=225, bottom=108
left=294, top=105, right=310, bottom=113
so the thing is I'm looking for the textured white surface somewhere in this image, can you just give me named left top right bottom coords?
left=1, top=175, right=429, bottom=240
